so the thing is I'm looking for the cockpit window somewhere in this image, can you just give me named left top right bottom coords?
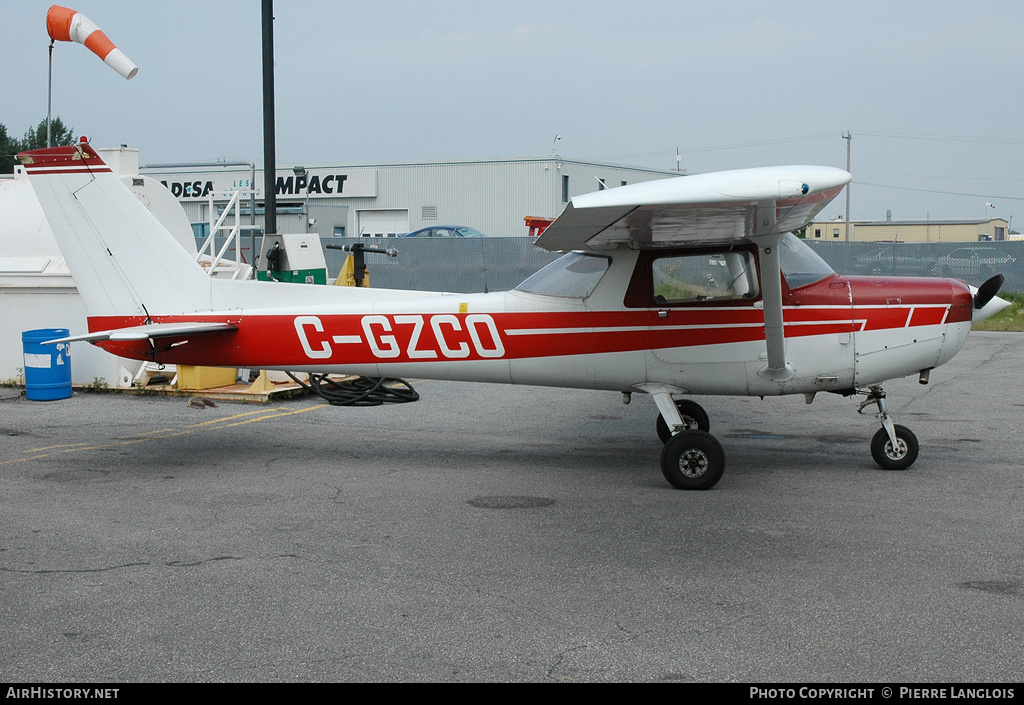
left=779, top=233, right=835, bottom=289
left=652, top=250, right=759, bottom=303
left=515, top=251, right=610, bottom=298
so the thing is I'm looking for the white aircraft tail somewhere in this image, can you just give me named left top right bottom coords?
left=18, top=141, right=212, bottom=318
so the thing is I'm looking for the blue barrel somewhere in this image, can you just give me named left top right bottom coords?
left=22, top=329, right=72, bottom=401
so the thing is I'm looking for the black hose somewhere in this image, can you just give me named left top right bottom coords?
left=287, top=372, right=419, bottom=406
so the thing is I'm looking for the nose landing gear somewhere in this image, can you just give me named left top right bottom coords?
left=858, top=386, right=919, bottom=471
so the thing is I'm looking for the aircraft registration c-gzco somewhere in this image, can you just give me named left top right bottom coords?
left=18, top=141, right=1011, bottom=490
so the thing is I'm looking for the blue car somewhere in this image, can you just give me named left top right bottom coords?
left=401, top=226, right=487, bottom=238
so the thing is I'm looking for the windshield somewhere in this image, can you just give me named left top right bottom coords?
left=515, top=252, right=610, bottom=298
left=779, top=233, right=835, bottom=289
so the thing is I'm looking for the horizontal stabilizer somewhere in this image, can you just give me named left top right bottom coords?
left=44, top=322, right=237, bottom=345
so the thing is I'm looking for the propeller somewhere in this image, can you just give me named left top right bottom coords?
left=974, top=274, right=1004, bottom=310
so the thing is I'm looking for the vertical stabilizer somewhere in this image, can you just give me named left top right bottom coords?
left=18, top=142, right=212, bottom=318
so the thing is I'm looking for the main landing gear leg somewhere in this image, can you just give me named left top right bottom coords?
left=650, top=392, right=724, bottom=490
left=858, top=385, right=919, bottom=471
left=655, top=398, right=710, bottom=443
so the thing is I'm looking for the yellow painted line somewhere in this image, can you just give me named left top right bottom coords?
left=18, top=441, right=94, bottom=453
left=118, top=428, right=176, bottom=439
left=186, top=408, right=283, bottom=428
left=1, top=403, right=329, bottom=466
left=219, top=404, right=329, bottom=427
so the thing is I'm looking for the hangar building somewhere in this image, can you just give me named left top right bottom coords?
left=140, top=156, right=681, bottom=240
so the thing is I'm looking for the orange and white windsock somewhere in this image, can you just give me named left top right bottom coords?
left=46, top=5, right=138, bottom=80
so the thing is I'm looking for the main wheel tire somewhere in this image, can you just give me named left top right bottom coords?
left=870, top=424, right=919, bottom=471
left=661, top=430, right=725, bottom=490
left=656, top=400, right=711, bottom=444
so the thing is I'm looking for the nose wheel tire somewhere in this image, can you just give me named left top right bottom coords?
left=870, top=424, right=919, bottom=471
left=656, top=400, right=711, bottom=443
left=661, top=430, right=725, bottom=490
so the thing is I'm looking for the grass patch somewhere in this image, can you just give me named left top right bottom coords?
left=973, top=291, right=1024, bottom=332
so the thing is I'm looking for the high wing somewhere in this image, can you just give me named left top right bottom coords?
left=537, top=165, right=852, bottom=382
left=535, top=165, right=851, bottom=252
left=44, top=321, right=237, bottom=344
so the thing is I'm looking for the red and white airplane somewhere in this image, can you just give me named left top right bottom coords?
left=18, top=141, right=1011, bottom=489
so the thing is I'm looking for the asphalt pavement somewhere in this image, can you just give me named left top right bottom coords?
left=1, top=332, right=1021, bottom=682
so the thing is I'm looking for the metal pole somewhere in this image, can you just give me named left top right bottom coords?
left=250, top=162, right=257, bottom=276
left=47, top=40, right=54, bottom=147
left=843, top=131, right=851, bottom=241
left=262, top=0, right=277, bottom=238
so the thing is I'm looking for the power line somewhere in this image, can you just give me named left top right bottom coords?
left=855, top=131, right=1024, bottom=146
left=676, top=132, right=837, bottom=154
left=853, top=180, right=1024, bottom=202
left=605, top=130, right=1023, bottom=164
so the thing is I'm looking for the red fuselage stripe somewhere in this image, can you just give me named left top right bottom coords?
left=87, top=304, right=960, bottom=367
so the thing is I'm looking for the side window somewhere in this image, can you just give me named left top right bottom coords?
left=652, top=251, right=759, bottom=304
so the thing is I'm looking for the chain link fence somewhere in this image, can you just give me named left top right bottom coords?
left=805, top=241, right=1024, bottom=292
left=321, top=237, right=562, bottom=293
left=324, top=238, right=1024, bottom=295
left=207, top=236, right=1024, bottom=294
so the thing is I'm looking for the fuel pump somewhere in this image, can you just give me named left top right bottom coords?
left=257, top=234, right=328, bottom=284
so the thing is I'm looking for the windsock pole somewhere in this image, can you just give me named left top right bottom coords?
left=47, top=39, right=54, bottom=147
left=45, top=5, right=138, bottom=146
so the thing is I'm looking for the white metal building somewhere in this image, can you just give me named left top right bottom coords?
left=140, top=156, right=682, bottom=240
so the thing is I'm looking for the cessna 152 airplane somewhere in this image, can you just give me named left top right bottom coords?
left=18, top=141, right=1011, bottom=489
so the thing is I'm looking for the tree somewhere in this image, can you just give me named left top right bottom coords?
left=0, top=123, right=15, bottom=174
left=20, top=117, right=75, bottom=151
left=0, top=117, right=76, bottom=174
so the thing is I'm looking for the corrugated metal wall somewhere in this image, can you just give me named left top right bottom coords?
left=147, top=158, right=680, bottom=239
left=320, top=159, right=681, bottom=237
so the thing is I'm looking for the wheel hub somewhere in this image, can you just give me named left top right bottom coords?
left=885, top=439, right=908, bottom=460
left=678, top=449, right=709, bottom=478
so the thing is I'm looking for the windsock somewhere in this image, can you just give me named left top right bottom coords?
left=46, top=5, right=138, bottom=80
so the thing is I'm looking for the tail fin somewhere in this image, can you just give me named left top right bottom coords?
left=18, top=142, right=211, bottom=318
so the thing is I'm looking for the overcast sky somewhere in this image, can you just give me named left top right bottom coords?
left=4, top=0, right=1023, bottom=226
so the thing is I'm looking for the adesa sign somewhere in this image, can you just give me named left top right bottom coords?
left=159, top=168, right=376, bottom=200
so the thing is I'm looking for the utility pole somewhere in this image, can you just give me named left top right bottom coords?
left=842, top=131, right=852, bottom=241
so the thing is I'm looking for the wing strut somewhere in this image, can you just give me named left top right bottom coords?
left=755, top=233, right=795, bottom=383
